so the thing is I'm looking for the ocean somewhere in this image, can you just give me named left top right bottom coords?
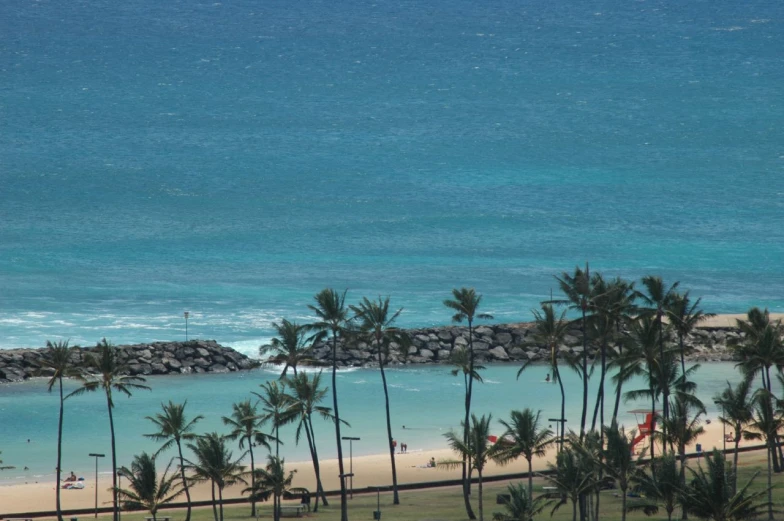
left=0, top=362, right=747, bottom=486
left=2, top=0, right=783, bottom=354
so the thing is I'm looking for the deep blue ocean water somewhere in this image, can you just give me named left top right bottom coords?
left=2, top=0, right=784, bottom=354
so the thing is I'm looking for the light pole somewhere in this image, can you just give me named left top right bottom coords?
left=184, top=311, right=190, bottom=341
left=89, top=453, right=105, bottom=518
left=341, top=436, right=360, bottom=498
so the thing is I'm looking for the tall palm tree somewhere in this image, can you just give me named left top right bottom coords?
left=666, top=291, right=714, bottom=378
left=639, top=276, right=680, bottom=438
left=442, top=414, right=495, bottom=521
left=493, top=409, right=554, bottom=504
left=222, top=400, right=274, bottom=516
left=620, top=316, right=665, bottom=461
left=350, top=295, right=409, bottom=505
left=732, top=307, right=784, bottom=471
left=681, top=449, right=773, bottom=521
left=308, top=287, right=351, bottom=521
left=747, top=389, right=783, bottom=519
left=552, top=264, right=596, bottom=440
left=492, top=482, right=552, bottom=521
left=72, top=339, right=150, bottom=521
left=283, top=371, right=337, bottom=510
left=523, top=303, right=570, bottom=452
left=597, top=423, right=638, bottom=521
left=246, top=456, right=297, bottom=521
left=40, top=339, right=81, bottom=521
left=186, top=432, right=247, bottom=521
left=541, top=441, right=595, bottom=521
left=658, top=394, right=704, bottom=519
left=144, top=401, right=204, bottom=521
left=116, top=452, right=184, bottom=521
left=629, top=452, right=681, bottom=521
left=714, top=376, right=755, bottom=493
left=444, top=287, right=492, bottom=521
left=253, top=381, right=293, bottom=458
left=260, top=319, right=319, bottom=377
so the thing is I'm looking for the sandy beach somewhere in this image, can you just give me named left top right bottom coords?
left=0, top=420, right=732, bottom=515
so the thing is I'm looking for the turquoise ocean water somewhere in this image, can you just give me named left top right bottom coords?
left=1, top=0, right=783, bottom=492
left=2, top=0, right=784, bottom=355
left=0, top=363, right=748, bottom=486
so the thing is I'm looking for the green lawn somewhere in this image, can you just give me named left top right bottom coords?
left=71, top=454, right=784, bottom=521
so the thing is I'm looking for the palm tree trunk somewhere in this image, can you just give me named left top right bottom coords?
left=657, top=313, right=669, bottom=444
left=572, top=497, right=577, bottom=521
left=763, top=366, right=782, bottom=473
left=527, top=458, right=533, bottom=504
left=462, top=320, right=477, bottom=520
left=210, top=481, right=218, bottom=521
left=732, top=432, right=741, bottom=494
left=556, top=365, right=566, bottom=452
left=56, top=377, right=64, bottom=521
left=107, top=394, right=119, bottom=521
left=678, top=333, right=686, bottom=383
left=379, top=348, right=400, bottom=504
left=649, top=391, right=656, bottom=463
left=477, top=469, right=484, bottom=521
left=176, top=441, right=192, bottom=521
left=580, top=309, right=588, bottom=439
left=306, top=416, right=328, bottom=507
left=248, top=436, right=256, bottom=516
left=767, top=437, right=773, bottom=521
left=679, top=443, right=688, bottom=520
left=218, top=486, right=224, bottom=521
left=331, top=333, right=348, bottom=521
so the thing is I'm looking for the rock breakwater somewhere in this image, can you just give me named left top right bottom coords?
left=0, top=340, right=257, bottom=384
left=311, top=323, right=743, bottom=368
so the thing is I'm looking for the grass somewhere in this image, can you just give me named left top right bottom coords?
left=48, top=452, right=784, bottom=521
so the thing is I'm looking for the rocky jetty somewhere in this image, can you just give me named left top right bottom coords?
left=0, top=340, right=258, bottom=384
left=310, top=323, right=743, bottom=367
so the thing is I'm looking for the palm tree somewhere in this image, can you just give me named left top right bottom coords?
left=246, top=456, right=297, bottom=521
left=732, top=307, right=784, bottom=471
left=186, top=432, right=247, bottom=521
left=116, top=452, right=184, bottom=521
left=350, top=295, right=409, bottom=505
left=492, top=482, right=552, bottom=521
left=681, top=449, right=773, bottom=521
left=444, top=287, right=492, bottom=520
left=493, top=409, right=554, bottom=504
left=747, top=389, right=783, bottom=520
left=260, top=319, right=319, bottom=377
left=441, top=414, right=494, bottom=521
left=144, top=401, right=204, bottom=521
left=522, top=303, right=570, bottom=452
left=552, top=264, right=596, bottom=439
left=254, top=380, right=293, bottom=458
left=629, top=452, right=681, bottom=521
left=714, top=376, right=755, bottom=491
left=666, top=292, right=714, bottom=378
left=658, top=394, right=705, bottom=518
left=72, top=339, right=150, bottom=521
left=597, top=423, right=638, bottom=521
left=541, top=441, right=595, bottom=521
left=40, top=339, right=81, bottom=521
left=283, top=371, right=336, bottom=510
left=620, top=316, right=665, bottom=461
left=639, top=276, right=680, bottom=441
left=222, top=400, right=274, bottom=516
left=308, top=287, right=351, bottom=521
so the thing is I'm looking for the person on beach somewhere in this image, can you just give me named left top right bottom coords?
left=428, top=457, right=436, bottom=468
left=65, top=472, right=77, bottom=482
left=392, top=439, right=397, bottom=452
left=545, top=373, right=550, bottom=382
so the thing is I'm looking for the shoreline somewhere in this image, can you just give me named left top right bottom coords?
left=0, top=420, right=734, bottom=515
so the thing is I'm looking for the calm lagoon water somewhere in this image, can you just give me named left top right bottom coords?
left=0, top=362, right=744, bottom=485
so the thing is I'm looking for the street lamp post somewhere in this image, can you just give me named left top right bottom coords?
left=184, top=311, right=190, bottom=341
left=89, top=453, right=105, bottom=518
left=341, top=436, right=360, bottom=498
